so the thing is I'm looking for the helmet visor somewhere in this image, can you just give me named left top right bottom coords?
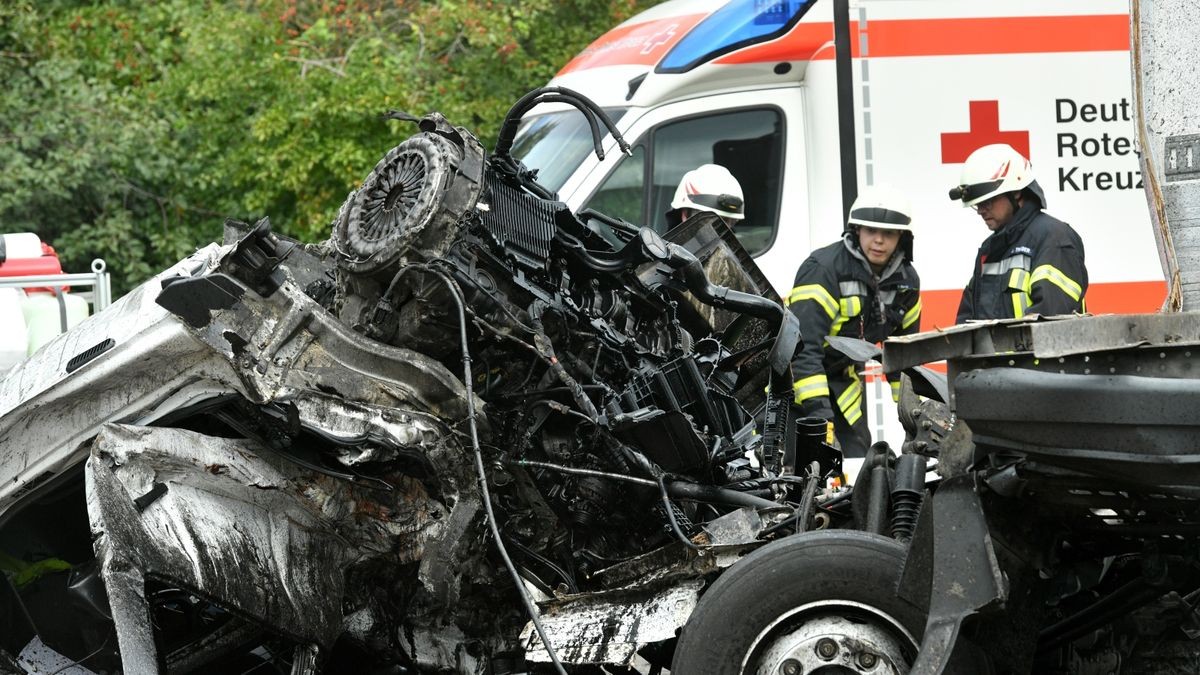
left=848, top=206, right=911, bottom=228
left=689, top=193, right=744, bottom=215
left=948, top=179, right=1004, bottom=205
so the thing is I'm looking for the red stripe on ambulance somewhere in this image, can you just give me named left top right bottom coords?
left=917, top=281, right=1166, bottom=332
left=717, top=14, right=1129, bottom=66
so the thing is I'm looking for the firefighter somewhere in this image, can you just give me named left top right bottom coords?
left=664, top=164, right=745, bottom=228
left=950, top=143, right=1088, bottom=322
left=787, top=184, right=921, bottom=458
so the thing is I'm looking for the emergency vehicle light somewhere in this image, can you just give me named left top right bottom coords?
left=658, top=0, right=816, bottom=74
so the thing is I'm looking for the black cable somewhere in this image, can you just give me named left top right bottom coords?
left=494, top=86, right=630, bottom=160
left=404, top=264, right=568, bottom=675
left=490, top=385, right=608, bottom=401
left=431, top=257, right=537, bottom=334
left=536, top=86, right=631, bottom=156
left=657, top=473, right=702, bottom=551
left=529, top=301, right=600, bottom=423
left=530, top=94, right=606, bottom=160
left=513, top=459, right=656, bottom=487
left=530, top=399, right=596, bottom=424
left=665, top=480, right=782, bottom=510
left=503, top=535, right=579, bottom=595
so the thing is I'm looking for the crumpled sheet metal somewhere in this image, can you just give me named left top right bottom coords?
left=516, top=507, right=768, bottom=665
left=292, top=392, right=444, bottom=465
left=191, top=271, right=484, bottom=426
left=519, top=579, right=704, bottom=665
left=0, top=248, right=245, bottom=513
left=86, top=424, right=351, bottom=651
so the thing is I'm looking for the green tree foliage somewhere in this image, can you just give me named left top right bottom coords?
left=0, top=0, right=652, bottom=293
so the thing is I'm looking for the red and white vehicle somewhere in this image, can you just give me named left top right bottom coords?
left=512, top=0, right=1164, bottom=445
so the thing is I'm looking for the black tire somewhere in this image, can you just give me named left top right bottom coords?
left=672, top=530, right=924, bottom=674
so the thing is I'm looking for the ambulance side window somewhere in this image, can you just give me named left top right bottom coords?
left=651, top=108, right=783, bottom=254
left=584, top=107, right=783, bottom=254
left=582, top=145, right=645, bottom=226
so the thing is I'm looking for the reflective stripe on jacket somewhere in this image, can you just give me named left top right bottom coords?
left=786, top=235, right=921, bottom=419
left=956, top=202, right=1088, bottom=323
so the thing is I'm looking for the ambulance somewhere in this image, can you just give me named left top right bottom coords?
left=510, top=0, right=1165, bottom=446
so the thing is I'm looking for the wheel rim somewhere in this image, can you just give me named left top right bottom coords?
left=744, top=600, right=918, bottom=675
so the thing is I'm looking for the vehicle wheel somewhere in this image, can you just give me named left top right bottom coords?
left=672, top=530, right=923, bottom=675
left=334, top=133, right=462, bottom=274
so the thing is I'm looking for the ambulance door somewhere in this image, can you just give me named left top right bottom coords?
left=562, top=88, right=809, bottom=293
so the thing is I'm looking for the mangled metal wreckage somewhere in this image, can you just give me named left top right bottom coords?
left=0, top=90, right=840, bottom=673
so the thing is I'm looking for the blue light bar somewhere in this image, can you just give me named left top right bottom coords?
left=658, top=0, right=816, bottom=73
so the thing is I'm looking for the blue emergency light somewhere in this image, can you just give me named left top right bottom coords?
left=658, top=0, right=817, bottom=73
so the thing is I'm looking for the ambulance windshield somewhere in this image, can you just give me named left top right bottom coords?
left=511, top=108, right=627, bottom=194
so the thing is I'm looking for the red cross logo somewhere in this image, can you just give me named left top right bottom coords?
left=940, top=100, right=1030, bottom=164
left=641, top=24, right=678, bottom=55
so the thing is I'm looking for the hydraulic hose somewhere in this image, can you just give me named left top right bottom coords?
left=663, top=241, right=800, bottom=395
left=494, top=86, right=630, bottom=160
left=666, top=480, right=782, bottom=511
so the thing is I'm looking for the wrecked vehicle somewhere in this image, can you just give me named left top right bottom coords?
left=893, top=316, right=1200, bottom=674
left=0, top=88, right=845, bottom=674
left=673, top=315, right=1200, bottom=675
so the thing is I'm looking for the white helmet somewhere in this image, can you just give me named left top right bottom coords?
left=670, top=164, right=745, bottom=220
left=847, top=184, right=914, bottom=233
left=949, top=143, right=1046, bottom=208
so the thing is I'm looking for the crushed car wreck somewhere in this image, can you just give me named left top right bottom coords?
left=0, top=89, right=844, bottom=674
left=670, top=314, right=1200, bottom=675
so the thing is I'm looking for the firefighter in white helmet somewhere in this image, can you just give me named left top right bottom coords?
left=665, top=164, right=745, bottom=227
left=949, top=143, right=1087, bottom=322
left=786, top=184, right=922, bottom=459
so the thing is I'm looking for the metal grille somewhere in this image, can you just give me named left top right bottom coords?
left=479, top=175, right=560, bottom=271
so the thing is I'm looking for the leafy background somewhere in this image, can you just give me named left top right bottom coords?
left=0, top=0, right=653, bottom=293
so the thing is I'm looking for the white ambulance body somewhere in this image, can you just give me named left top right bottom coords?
left=511, top=0, right=1164, bottom=447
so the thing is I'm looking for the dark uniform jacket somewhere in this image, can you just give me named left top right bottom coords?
left=787, top=235, right=922, bottom=423
left=956, top=201, right=1087, bottom=323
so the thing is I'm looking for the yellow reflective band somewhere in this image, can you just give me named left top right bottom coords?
left=1012, top=291, right=1032, bottom=317
left=793, top=373, right=830, bottom=404
left=890, top=379, right=902, bottom=403
left=1009, top=268, right=1032, bottom=293
left=839, top=388, right=862, bottom=414
left=787, top=284, right=837, bottom=319
left=902, top=298, right=922, bottom=330
left=1007, top=268, right=1032, bottom=318
left=844, top=404, right=863, bottom=426
left=839, top=367, right=863, bottom=423
left=830, top=316, right=848, bottom=337
left=837, top=380, right=862, bottom=410
left=830, top=296, right=862, bottom=337
left=1030, top=264, right=1083, bottom=302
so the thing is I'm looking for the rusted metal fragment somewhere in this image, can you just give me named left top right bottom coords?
left=519, top=579, right=703, bottom=665
left=591, top=540, right=758, bottom=590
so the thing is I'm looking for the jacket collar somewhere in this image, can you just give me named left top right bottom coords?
left=988, top=200, right=1040, bottom=248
